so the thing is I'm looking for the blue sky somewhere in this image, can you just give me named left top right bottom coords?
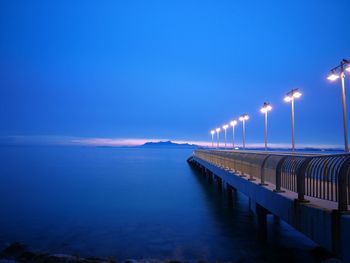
left=1, top=0, right=350, bottom=147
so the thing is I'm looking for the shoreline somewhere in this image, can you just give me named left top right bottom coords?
left=0, top=242, right=340, bottom=263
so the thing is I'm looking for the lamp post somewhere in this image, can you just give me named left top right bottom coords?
left=327, top=59, right=350, bottom=152
left=216, top=128, right=221, bottom=149
left=284, top=88, right=302, bottom=152
left=210, top=130, right=215, bottom=148
left=222, top=124, right=229, bottom=149
left=230, top=120, right=237, bottom=149
left=239, top=114, right=249, bottom=150
left=260, top=102, right=272, bottom=151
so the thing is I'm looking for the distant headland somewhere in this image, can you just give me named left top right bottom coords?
left=141, top=140, right=200, bottom=149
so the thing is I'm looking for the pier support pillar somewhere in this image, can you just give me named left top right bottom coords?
left=204, top=168, right=209, bottom=178
left=207, top=171, right=213, bottom=184
left=226, top=184, right=236, bottom=205
left=226, top=184, right=233, bottom=200
left=256, top=203, right=268, bottom=243
left=217, top=177, right=223, bottom=192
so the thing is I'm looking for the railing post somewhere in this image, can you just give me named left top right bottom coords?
left=338, top=157, right=350, bottom=211
left=248, top=154, right=257, bottom=181
left=248, top=166, right=256, bottom=180
left=224, top=156, right=228, bottom=169
left=260, top=155, right=271, bottom=186
left=233, top=157, right=237, bottom=172
left=274, top=156, right=287, bottom=193
left=296, top=157, right=312, bottom=202
left=248, top=161, right=256, bottom=181
left=239, top=155, right=246, bottom=177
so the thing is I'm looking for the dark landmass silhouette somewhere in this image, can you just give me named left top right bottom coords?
left=141, top=140, right=200, bottom=149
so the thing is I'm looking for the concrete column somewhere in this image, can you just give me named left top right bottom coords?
left=256, top=203, right=268, bottom=243
left=204, top=168, right=209, bottom=178
left=226, top=184, right=233, bottom=198
left=217, top=177, right=223, bottom=192
left=231, top=185, right=238, bottom=202
left=226, top=184, right=235, bottom=205
left=208, top=171, right=213, bottom=184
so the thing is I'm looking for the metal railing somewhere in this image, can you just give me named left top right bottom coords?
left=193, top=150, right=350, bottom=211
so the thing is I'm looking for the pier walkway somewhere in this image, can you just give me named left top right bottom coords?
left=188, top=149, right=350, bottom=262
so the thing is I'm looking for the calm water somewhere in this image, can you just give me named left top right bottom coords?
left=0, top=146, right=321, bottom=262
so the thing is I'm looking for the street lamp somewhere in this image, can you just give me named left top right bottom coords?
left=327, top=59, right=350, bottom=152
left=260, top=102, right=272, bottom=151
left=210, top=130, right=215, bottom=148
left=284, top=88, right=302, bottom=152
left=216, top=128, right=221, bottom=149
left=222, top=124, right=229, bottom=149
left=239, top=114, right=249, bottom=150
left=230, top=120, right=237, bottom=149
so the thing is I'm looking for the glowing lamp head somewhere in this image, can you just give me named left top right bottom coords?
left=342, top=59, right=350, bottom=73
left=284, top=96, right=292, bottom=102
left=293, top=91, right=302, bottom=98
left=230, top=120, right=237, bottom=127
left=216, top=128, right=221, bottom=133
left=239, top=114, right=249, bottom=121
left=284, top=89, right=301, bottom=103
left=210, top=130, right=215, bottom=135
left=222, top=124, right=229, bottom=130
left=346, top=65, right=350, bottom=73
left=260, top=102, right=272, bottom=113
left=327, top=70, right=340, bottom=81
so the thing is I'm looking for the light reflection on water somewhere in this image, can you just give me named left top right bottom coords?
left=0, top=146, right=321, bottom=261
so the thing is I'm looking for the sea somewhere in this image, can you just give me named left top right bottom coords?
left=0, top=145, right=325, bottom=262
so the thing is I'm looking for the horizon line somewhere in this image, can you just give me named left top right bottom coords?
left=0, top=135, right=344, bottom=150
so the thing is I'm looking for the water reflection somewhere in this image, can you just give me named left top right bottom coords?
left=0, top=146, right=327, bottom=262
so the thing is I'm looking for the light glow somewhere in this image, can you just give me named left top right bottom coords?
left=327, top=71, right=340, bottom=81
left=222, top=124, right=229, bottom=130
left=284, top=89, right=302, bottom=103
left=216, top=128, right=221, bottom=132
left=284, top=96, right=292, bottom=102
left=346, top=65, right=350, bottom=73
left=210, top=130, right=215, bottom=135
left=260, top=103, right=272, bottom=113
left=230, top=120, right=237, bottom=126
left=239, top=114, right=249, bottom=121
left=293, top=91, right=302, bottom=98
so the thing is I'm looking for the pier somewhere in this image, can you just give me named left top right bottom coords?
left=188, top=149, right=350, bottom=262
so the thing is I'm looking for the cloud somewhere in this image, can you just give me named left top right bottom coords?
left=71, top=138, right=163, bottom=146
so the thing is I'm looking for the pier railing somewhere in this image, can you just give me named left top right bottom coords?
left=193, top=150, right=350, bottom=211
